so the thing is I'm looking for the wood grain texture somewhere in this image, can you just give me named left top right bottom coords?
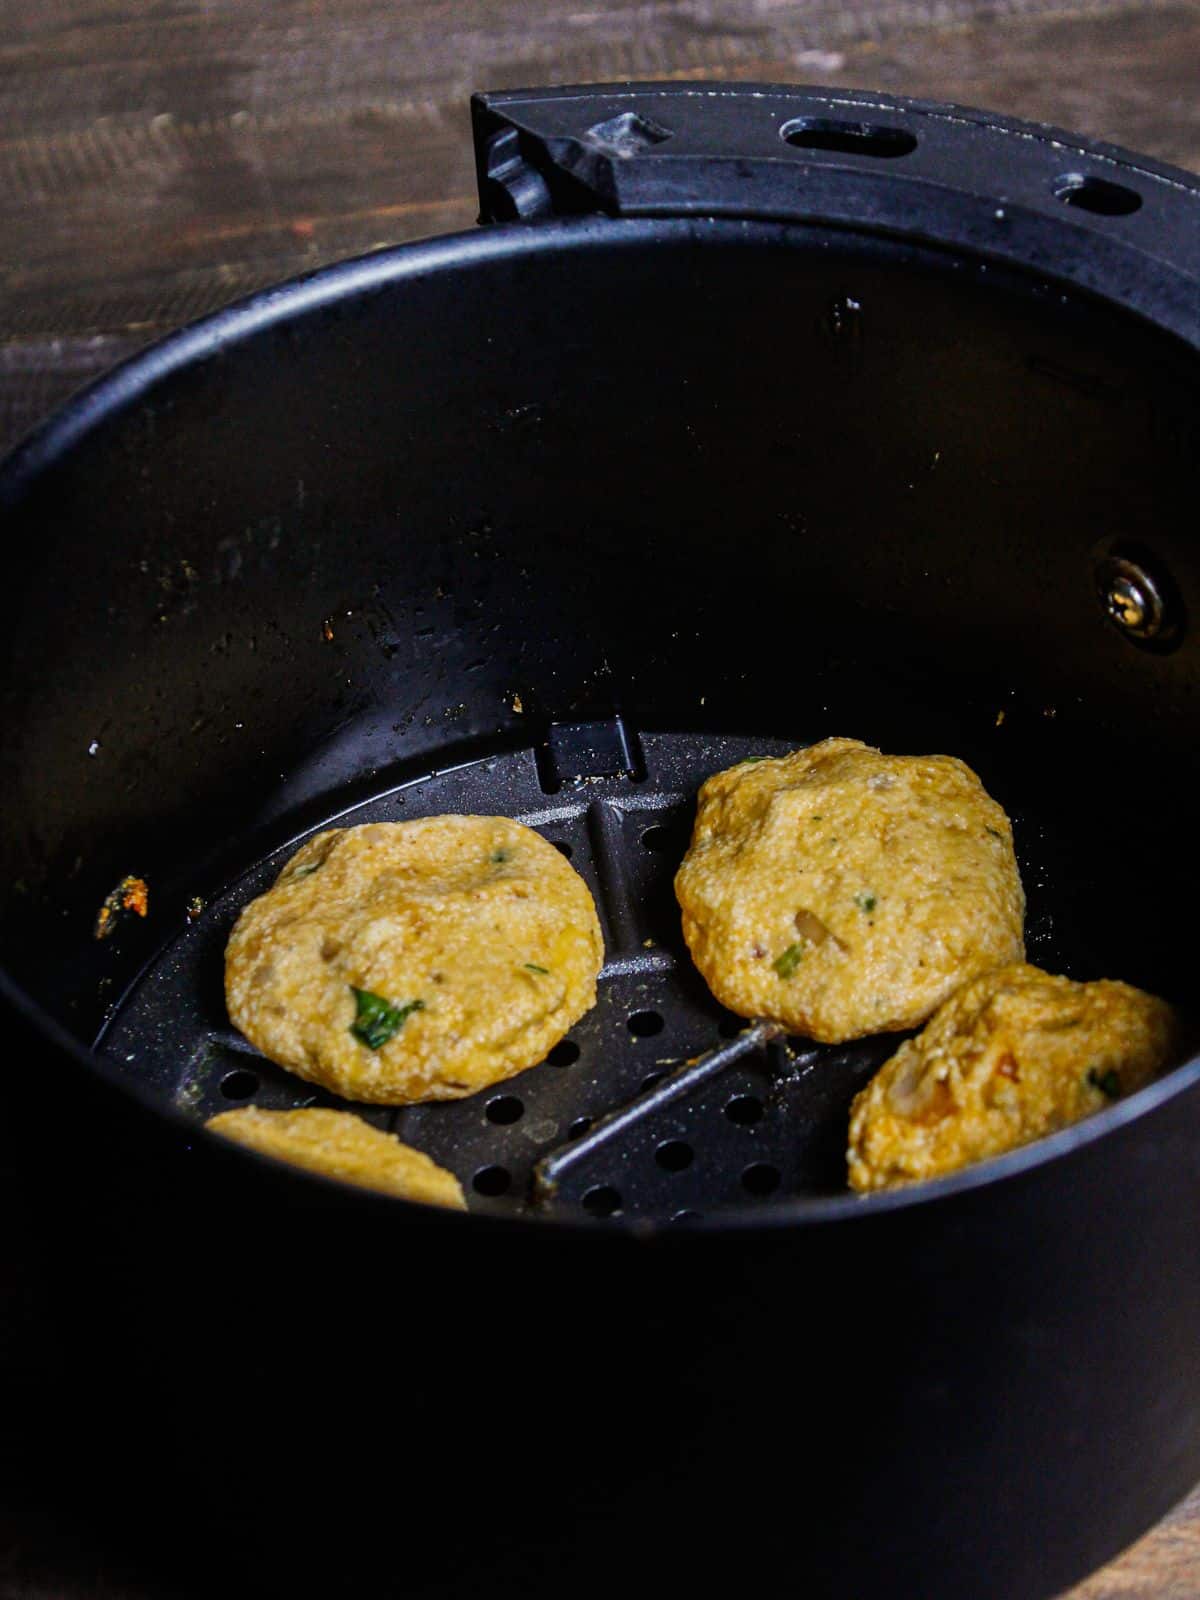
left=0, top=3, right=1198, bottom=1596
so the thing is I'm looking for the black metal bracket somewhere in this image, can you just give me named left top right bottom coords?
left=471, top=83, right=1200, bottom=345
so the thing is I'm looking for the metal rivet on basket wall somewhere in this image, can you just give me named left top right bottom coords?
left=1095, top=555, right=1169, bottom=643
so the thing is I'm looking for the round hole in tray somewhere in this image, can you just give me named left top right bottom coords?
left=725, top=1094, right=765, bottom=1126
left=582, top=1185, right=622, bottom=1218
left=220, top=1068, right=259, bottom=1100
left=551, top=840, right=573, bottom=858
left=741, top=1162, right=781, bottom=1196
left=628, top=1009, right=664, bottom=1037
left=485, top=1094, right=524, bottom=1125
left=655, top=1139, right=694, bottom=1172
left=568, top=1117, right=591, bottom=1140
left=472, top=1165, right=512, bottom=1197
left=641, top=824, right=675, bottom=852
left=547, top=1039, right=580, bottom=1067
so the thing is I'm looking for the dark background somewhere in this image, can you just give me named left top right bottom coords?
left=2, top=2, right=1200, bottom=1595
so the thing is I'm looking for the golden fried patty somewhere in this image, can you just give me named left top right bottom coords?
left=847, top=963, right=1179, bottom=1191
left=225, top=816, right=603, bottom=1103
left=208, top=1106, right=466, bottom=1208
left=675, top=738, right=1024, bottom=1042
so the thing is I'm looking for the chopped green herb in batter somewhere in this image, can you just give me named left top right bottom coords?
left=985, top=827, right=1003, bottom=840
left=1087, top=1066, right=1121, bottom=1100
left=855, top=891, right=877, bottom=914
left=491, top=849, right=511, bottom=864
left=291, top=862, right=322, bottom=879
left=737, top=756, right=769, bottom=765
left=524, top=963, right=549, bottom=975
left=350, top=988, right=424, bottom=1050
left=773, top=944, right=805, bottom=979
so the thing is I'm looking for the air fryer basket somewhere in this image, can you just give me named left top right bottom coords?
left=5, top=84, right=1199, bottom=1225
left=3, top=85, right=1200, bottom=1600
left=94, top=717, right=1117, bottom=1222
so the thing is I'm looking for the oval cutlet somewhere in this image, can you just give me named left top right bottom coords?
left=225, top=816, right=604, bottom=1103
left=675, top=738, right=1025, bottom=1042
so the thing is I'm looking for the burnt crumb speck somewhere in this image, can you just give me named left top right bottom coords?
left=94, top=875, right=149, bottom=939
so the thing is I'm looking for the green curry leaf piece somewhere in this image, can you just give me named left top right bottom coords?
left=350, top=988, right=424, bottom=1050
left=773, top=944, right=805, bottom=979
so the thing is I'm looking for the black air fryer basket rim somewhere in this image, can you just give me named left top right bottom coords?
left=4, top=81, right=1200, bottom=1229
left=470, top=81, right=1200, bottom=342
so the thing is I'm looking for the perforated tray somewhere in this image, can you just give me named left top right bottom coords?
left=97, top=727, right=1059, bottom=1222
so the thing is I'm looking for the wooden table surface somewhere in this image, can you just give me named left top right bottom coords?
left=2, top=2, right=1199, bottom=1595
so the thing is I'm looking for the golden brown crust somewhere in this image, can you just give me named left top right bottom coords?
left=675, top=739, right=1024, bottom=1042
left=207, top=1106, right=467, bottom=1208
left=225, top=817, right=603, bottom=1103
left=847, top=963, right=1179, bottom=1191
